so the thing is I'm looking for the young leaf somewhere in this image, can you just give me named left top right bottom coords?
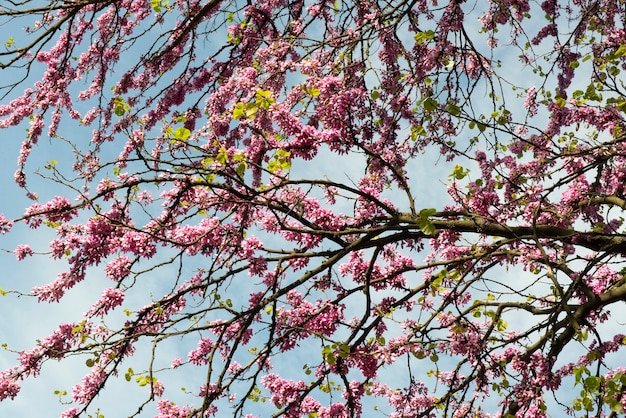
left=173, top=127, right=191, bottom=140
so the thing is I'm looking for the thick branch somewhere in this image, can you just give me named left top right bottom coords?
left=397, top=213, right=626, bottom=254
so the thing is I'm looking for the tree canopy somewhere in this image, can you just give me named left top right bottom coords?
left=1, top=0, right=626, bottom=416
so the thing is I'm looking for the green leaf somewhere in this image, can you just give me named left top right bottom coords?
left=584, top=376, right=600, bottom=392
left=268, top=150, right=291, bottom=173
left=615, top=44, right=626, bottom=58
left=573, top=366, right=588, bottom=386
left=113, top=97, right=129, bottom=116
left=413, top=30, right=435, bottom=45
left=610, top=400, right=624, bottom=413
left=418, top=217, right=436, bottom=235
left=419, top=208, right=436, bottom=217
left=307, top=86, right=321, bottom=97
left=256, top=89, right=272, bottom=98
left=322, top=345, right=337, bottom=365
left=232, top=103, right=246, bottom=120
left=496, top=318, right=508, bottom=332
left=410, top=125, right=426, bottom=140
left=5, top=37, right=14, bottom=48
left=151, top=0, right=169, bottom=12
left=417, top=208, right=437, bottom=235
left=232, top=102, right=258, bottom=120
left=446, top=103, right=461, bottom=116
left=236, top=161, right=247, bottom=178
left=216, top=147, right=228, bottom=164
left=245, top=103, right=258, bottom=119
left=173, top=127, right=191, bottom=140
left=450, top=165, right=468, bottom=180
left=423, top=97, right=438, bottom=112
left=71, top=322, right=85, bottom=334
left=255, top=89, right=275, bottom=110
left=338, top=343, right=350, bottom=358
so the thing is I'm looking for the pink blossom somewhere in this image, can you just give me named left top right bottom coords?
left=72, top=366, right=106, bottom=404
left=0, top=214, right=12, bottom=234
left=261, top=374, right=309, bottom=412
left=155, top=400, right=194, bottom=418
left=170, top=357, right=182, bottom=369
left=188, top=338, right=214, bottom=365
left=0, top=371, right=20, bottom=401
left=104, top=255, right=132, bottom=280
left=60, top=408, right=79, bottom=418
left=24, top=196, right=77, bottom=228
left=152, top=379, right=165, bottom=397
left=14, top=244, right=33, bottom=260
left=87, top=287, right=125, bottom=316
left=523, top=86, right=538, bottom=116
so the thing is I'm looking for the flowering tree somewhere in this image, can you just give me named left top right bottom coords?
left=2, top=0, right=626, bottom=416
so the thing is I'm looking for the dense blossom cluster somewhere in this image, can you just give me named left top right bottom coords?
left=0, top=0, right=626, bottom=417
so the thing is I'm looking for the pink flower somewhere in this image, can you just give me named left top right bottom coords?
left=170, top=357, right=182, bottom=369
left=523, top=86, right=538, bottom=116
left=0, top=371, right=20, bottom=401
left=72, top=366, right=106, bottom=404
left=24, top=196, right=77, bottom=228
left=0, top=214, right=12, bottom=234
left=188, top=338, right=214, bottom=365
left=152, top=379, right=165, bottom=397
left=261, top=374, right=307, bottom=410
left=156, top=400, right=194, bottom=418
left=104, top=255, right=132, bottom=280
left=87, top=287, right=125, bottom=316
left=60, top=408, right=79, bottom=418
left=14, top=244, right=33, bottom=260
